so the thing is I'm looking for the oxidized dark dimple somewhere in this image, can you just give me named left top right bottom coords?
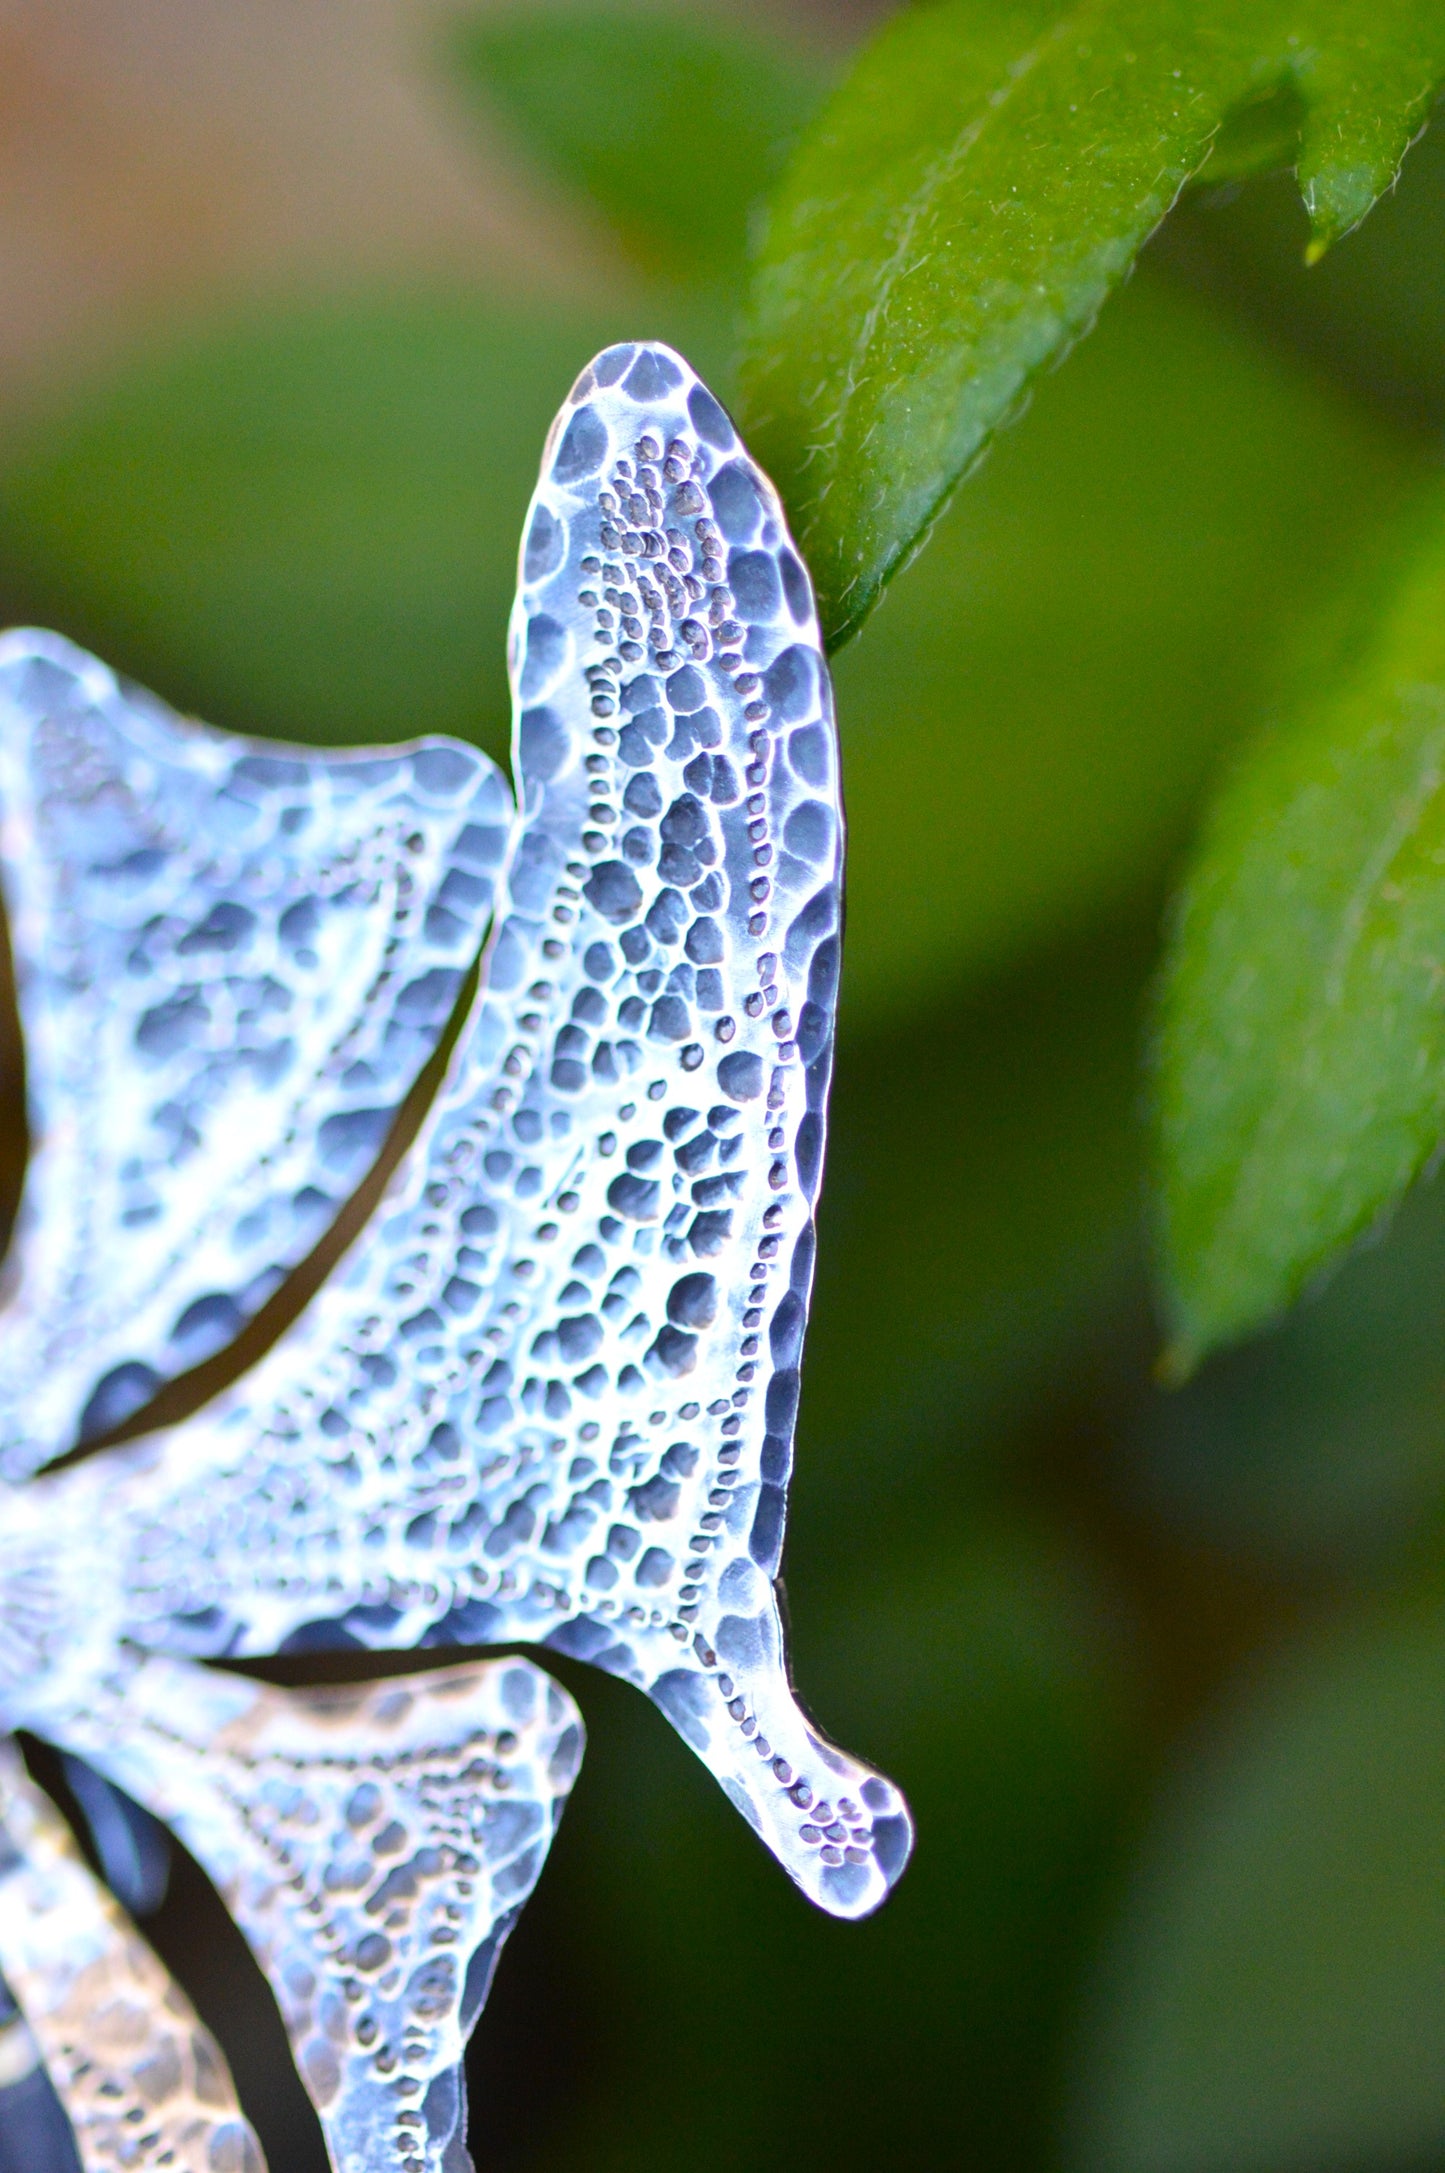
left=583, top=861, right=643, bottom=925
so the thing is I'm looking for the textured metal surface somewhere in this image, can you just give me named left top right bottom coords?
left=42, top=1658, right=581, bottom=2173
left=0, top=634, right=510, bottom=1475
left=0, top=343, right=914, bottom=2166
left=0, top=1740, right=264, bottom=2171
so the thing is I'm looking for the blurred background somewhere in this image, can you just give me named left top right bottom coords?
left=8, top=3, right=1445, bottom=2169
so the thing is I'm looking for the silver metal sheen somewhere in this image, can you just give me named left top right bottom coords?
left=0, top=343, right=914, bottom=2172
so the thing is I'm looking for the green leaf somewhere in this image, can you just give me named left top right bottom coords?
left=1163, top=112, right=1445, bottom=434
left=444, top=1, right=826, bottom=287
left=1155, top=481, right=1445, bottom=1368
left=1071, top=1593, right=1445, bottom=2173
left=740, top=0, right=1445, bottom=646
left=833, top=265, right=1417, bottom=1014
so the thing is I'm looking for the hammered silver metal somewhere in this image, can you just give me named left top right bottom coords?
left=0, top=1740, right=264, bottom=2172
left=0, top=635, right=511, bottom=1475
left=28, top=1658, right=581, bottom=2173
left=0, top=343, right=914, bottom=2169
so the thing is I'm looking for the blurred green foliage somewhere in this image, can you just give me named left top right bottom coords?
left=1074, top=1594, right=1445, bottom=2173
left=1134, top=1164, right=1445, bottom=1571
left=446, top=2, right=827, bottom=287
left=8, top=2, right=1445, bottom=2170
left=479, top=1518, right=1136, bottom=2172
left=1156, top=482, right=1445, bottom=1365
left=0, top=296, right=617, bottom=757
left=798, top=909, right=1151, bottom=1529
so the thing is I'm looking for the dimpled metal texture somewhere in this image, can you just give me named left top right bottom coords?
left=41, top=1658, right=582, bottom=2173
left=0, top=1739, right=263, bottom=2172
left=0, top=342, right=913, bottom=2170
left=0, top=633, right=513, bottom=1478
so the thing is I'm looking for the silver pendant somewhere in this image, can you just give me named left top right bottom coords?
left=0, top=344, right=913, bottom=2172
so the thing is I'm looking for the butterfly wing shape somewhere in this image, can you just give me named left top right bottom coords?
left=0, top=631, right=511, bottom=1475
left=30, top=1656, right=580, bottom=2173
left=30, top=343, right=914, bottom=1920
left=0, top=1739, right=265, bottom=2172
